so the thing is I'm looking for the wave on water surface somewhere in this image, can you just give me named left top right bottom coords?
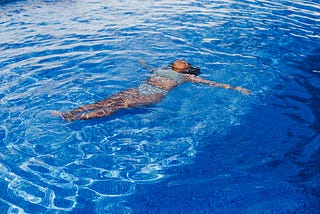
left=0, top=0, right=319, bottom=213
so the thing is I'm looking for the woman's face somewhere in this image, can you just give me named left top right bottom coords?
left=172, top=60, right=190, bottom=72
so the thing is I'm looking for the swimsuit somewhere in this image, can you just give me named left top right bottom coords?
left=138, top=83, right=167, bottom=96
left=138, top=68, right=183, bottom=96
left=153, top=68, right=183, bottom=84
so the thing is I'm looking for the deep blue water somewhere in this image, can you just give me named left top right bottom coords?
left=0, top=0, right=319, bottom=213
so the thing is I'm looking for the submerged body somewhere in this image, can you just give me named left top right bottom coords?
left=59, top=60, right=251, bottom=121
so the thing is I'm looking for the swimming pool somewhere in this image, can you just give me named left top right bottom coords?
left=0, top=0, right=319, bottom=213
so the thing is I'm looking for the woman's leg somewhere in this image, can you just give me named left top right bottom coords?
left=61, top=88, right=164, bottom=121
left=61, top=97, right=125, bottom=121
left=78, top=107, right=118, bottom=120
left=61, top=97, right=126, bottom=121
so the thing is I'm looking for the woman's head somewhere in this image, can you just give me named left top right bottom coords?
left=172, top=59, right=190, bottom=71
left=172, top=59, right=200, bottom=76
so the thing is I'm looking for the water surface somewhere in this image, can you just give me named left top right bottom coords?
left=0, top=0, right=319, bottom=213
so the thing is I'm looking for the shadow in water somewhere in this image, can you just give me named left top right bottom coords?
left=299, top=48, right=320, bottom=76
left=283, top=47, right=320, bottom=210
left=286, top=47, right=320, bottom=159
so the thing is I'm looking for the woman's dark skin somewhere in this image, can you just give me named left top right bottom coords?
left=55, top=60, right=251, bottom=121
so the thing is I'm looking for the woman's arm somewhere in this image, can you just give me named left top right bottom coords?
left=139, top=60, right=156, bottom=72
left=185, top=74, right=252, bottom=95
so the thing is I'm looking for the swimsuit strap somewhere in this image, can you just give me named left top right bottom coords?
left=153, top=68, right=183, bottom=83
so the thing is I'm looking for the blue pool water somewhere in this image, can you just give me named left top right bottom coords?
left=1, top=0, right=319, bottom=213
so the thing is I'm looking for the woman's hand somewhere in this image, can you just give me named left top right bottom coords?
left=139, top=60, right=147, bottom=66
left=234, top=86, right=253, bottom=95
left=139, top=60, right=155, bottom=71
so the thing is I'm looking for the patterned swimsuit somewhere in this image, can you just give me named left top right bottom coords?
left=138, top=69, right=183, bottom=96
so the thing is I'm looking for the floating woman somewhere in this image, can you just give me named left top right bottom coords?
left=56, top=59, right=252, bottom=121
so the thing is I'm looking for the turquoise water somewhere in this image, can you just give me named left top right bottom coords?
left=0, top=0, right=319, bottom=213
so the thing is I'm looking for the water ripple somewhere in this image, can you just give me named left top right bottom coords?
left=0, top=0, right=319, bottom=213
